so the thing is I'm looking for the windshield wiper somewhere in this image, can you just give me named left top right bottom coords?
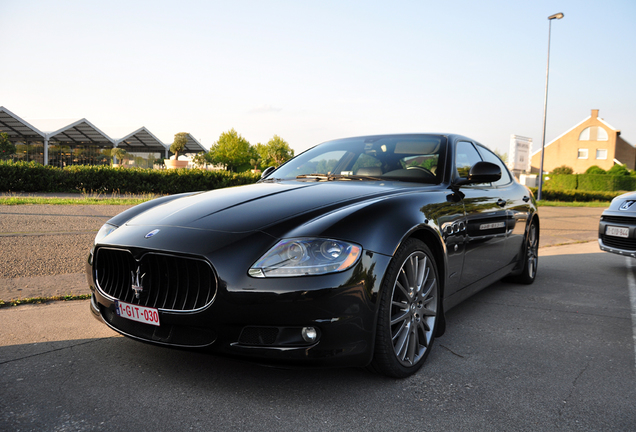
left=296, top=173, right=383, bottom=181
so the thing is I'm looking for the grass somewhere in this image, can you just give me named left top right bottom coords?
left=0, top=294, right=91, bottom=308
left=0, top=192, right=157, bottom=206
left=536, top=200, right=610, bottom=208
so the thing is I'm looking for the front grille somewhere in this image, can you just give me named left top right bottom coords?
left=600, top=235, right=636, bottom=251
left=95, top=248, right=216, bottom=311
left=601, top=215, right=636, bottom=225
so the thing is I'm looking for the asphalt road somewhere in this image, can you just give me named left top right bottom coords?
left=1, top=241, right=634, bottom=431
left=0, top=205, right=635, bottom=431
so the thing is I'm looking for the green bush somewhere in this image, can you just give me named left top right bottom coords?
left=0, top=161, right=260, bottom=194
left=585, top=165, right=606, bottom=174
left=551, top=165, right=574, bottom=175
left=607, top=164, right=631, bottom=176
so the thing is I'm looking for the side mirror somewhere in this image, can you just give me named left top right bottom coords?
left=454, top=161, right=501, bottom=186
left=261, top=166, right=276, bottom=179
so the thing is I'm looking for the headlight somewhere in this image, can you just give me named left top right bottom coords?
left=249, top=238, right=362, bottom=278
left=95, top=223, right=118, bottom=244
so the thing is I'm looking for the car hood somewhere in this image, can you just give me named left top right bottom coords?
left=605, top=191, right=636, bottom=213
left=124, top=180, right=408, bottom=233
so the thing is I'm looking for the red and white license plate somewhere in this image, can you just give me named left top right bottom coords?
left=115, top=301, right=160, bottom=326
left=606, top=225, right=629, bottom=238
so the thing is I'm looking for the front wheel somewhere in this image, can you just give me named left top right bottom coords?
left=370, top=239, right=440, bottom=378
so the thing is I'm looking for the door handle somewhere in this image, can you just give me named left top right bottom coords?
left=497, top=199, right=506, bottom=207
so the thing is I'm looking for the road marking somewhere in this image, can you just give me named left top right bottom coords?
left=625, top=257, right=636, bottom=369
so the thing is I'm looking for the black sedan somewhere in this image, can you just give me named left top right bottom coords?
left=599, top=191, right=636, bottom=258
left=87, top=133, right=539, bottom=378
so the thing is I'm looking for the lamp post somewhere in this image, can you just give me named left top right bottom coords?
left=537, top=12, right=564, bottom=201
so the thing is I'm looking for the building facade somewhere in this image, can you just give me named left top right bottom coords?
left=530, top=109, right=634, bottom=173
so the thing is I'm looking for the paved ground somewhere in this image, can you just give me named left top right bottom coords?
left=0, top=204, right=132, bottom=300
left=0, top=204, right=606, bottom=301
left=1, top=240, right=634, bottom=431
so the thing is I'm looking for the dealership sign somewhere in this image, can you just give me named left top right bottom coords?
left=509, top=135, right=532, bottom=172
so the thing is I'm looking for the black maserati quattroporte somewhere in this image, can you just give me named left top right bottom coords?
left=88, top=134, right=539, bottom=378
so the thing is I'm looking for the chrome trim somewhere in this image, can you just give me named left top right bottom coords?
left=94, top=247, right=217, bottom=313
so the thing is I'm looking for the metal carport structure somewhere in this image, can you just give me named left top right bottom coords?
left=1, top=106, right=208, bottom=167
left=45, top=118, right=114, bottom=166
left=0, top=106, right=46, bottom=163
left=115, top=127, right=169, bottom=156
left=114, top=127, right=169, bottom=167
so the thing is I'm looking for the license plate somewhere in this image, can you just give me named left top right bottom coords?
left=115, top=300, right=160, bottom=326
left=606, top=225, right=629, bottom=238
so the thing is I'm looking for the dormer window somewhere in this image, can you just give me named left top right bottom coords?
left=579, top=126, right=608, bottom=141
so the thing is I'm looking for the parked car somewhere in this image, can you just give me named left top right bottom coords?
left=87, top=133, right=539, bottom=378
left=599, top=191, right=636, bottom=258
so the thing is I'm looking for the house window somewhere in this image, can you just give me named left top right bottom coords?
left=579, top=126, right=609, bottom=141
left=578, top=149, right=588, bottom=159
left=596, top=149, right=608, bottom=160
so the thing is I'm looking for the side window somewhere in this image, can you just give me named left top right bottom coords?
left=455, top=141, right=483, bottom=179
left=478, top=146, right=512, bottom=186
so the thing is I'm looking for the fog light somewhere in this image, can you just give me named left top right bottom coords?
left=301, top=327, right=318, bottom=343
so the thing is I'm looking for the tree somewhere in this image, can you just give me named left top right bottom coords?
left=111, top=147, right=128, bottom=165
left=257, top=135, right=294, bottom=168
left=171, top=132, right=189, bottom=160
left=192, top=152, right=208, bottom=168
left=208, top=128, right=252, bottom=172
left=0, top=132, right=16, bottom=160
left=551, top=165, right=574, bottom=175
left=249, top=157, right=262, bottom=171
left=493, top=149, right=508, bottom=164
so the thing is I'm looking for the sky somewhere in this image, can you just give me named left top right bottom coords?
left=1, top=0, right=635, bottom=156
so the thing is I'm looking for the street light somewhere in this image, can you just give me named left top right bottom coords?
left=537, top=12, right=564, bottom=201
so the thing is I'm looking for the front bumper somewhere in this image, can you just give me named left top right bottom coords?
left=88, top=245, right=391, bottom=368
left=598, top=212, right=636, bottom=258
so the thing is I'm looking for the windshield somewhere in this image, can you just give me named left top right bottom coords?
left=266, top=134, right=447, bottom=184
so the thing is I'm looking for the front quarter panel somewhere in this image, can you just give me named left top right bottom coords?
left=263, top=186, right=467, bottom=302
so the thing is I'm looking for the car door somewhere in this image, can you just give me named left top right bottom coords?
left=476, top=144, right=532, bottom=264
left=454, top=140, right=509, bottom=287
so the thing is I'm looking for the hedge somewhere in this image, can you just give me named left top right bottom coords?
left=529, top=187, right=620, bottom=202
left=544, top=173, right=636, bottom=192
left=0, top=161, right=260, bottom=194
left=544, top=174, right=578, bottom=190
left=576, top=174, right=636, bottom=192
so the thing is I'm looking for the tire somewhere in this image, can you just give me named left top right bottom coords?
left=508, top=219, right=539, bottom=284
left=370, top=239, right=440, bottom=378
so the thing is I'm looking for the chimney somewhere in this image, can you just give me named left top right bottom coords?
left=592, top=109, right=599, bottom=119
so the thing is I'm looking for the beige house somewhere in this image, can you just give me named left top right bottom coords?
left=530, top=109, right=634, bottom=173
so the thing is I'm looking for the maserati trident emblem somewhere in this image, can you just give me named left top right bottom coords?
left=619, top=201, right=635, bottom=211
left=145, top=229, right=160, bottom=239
left=131, top=267, right=146, bottom=299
